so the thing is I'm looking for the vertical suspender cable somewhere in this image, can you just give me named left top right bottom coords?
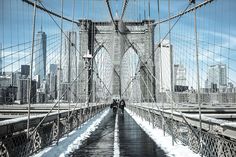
left=1, top=0, right=4, bottom=74
left=57, top=0, right=64, bottom=145
left=10, top=0, right=13, bottom=104
left=89, top=0, right=93, bottom=103
left=67, top=28, right=71, bottom=135
left=193, top=1, right=202, bottom=155
left=157, top=0, right=165, bottom=136
left=138, top=0, right=140, bottom=21
left=27, top=0, right=37, bottom=139
left=168, top=0, right=174, bottom=146
left=91, top=0, right=95, bottom=102
left=148, top=0, right=151, bottom=103
left=144, top=0, right=146, bottom=20
left=68, top=0, right=76, bottom=127
left=227, top=1, right=231, bottom=88
left=17, top=0, right=20, bottom=73
left=82, top=0, right=84, bottom=19
left=148, top=0, right=150, bottom=20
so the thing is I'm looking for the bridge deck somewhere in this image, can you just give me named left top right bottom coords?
left=70, top=110, right=167, bottom=157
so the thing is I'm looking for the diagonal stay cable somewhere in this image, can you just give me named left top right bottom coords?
left=39, top=0, right=118, bottom=99
left=119, top=1, right=206, bottom=142
left=121, top=2, right=192, bottom=97
left=30, top=67, right=86, bottom=137
left=68, top=72, right=94, bottom=119
left=38, top=1, right=83, bottom=59
left=22, top=0, right=78, bottom=24
left=120, top=1, right=191, bottom=96
left=151, top=0, right=214, bottom=26
left=105, top=0, right=116, bottom=26
left=138, top=74, right=205, bottom=151
left=121, top=1, right=191, bottom=72
left=121, top=0, right=129, bottom=20
left=68, top=67, right=113, bottom=119
left=154, top=2, right=191, bottom=54
left=1, top=33, right=59, bottom=52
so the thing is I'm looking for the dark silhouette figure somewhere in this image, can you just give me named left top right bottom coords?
left=110, top=99, right=118, bottom=114
left=119, top=99, right=126, bottom=114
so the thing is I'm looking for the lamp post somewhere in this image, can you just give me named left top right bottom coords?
left=83, top=50, right=92, bottom=107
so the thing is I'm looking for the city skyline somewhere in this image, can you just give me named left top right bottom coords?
left=0, top=0, right=235, bottom=104
left=1, top=0, right=236, bottom=89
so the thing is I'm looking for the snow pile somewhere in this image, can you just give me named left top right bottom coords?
left=126, top=108, right=200, bottom=157
left=32, top=109, right=109, bottom=157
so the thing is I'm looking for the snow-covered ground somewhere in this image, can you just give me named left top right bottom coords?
left=32, top=107, right=200, bottom=157
left=126, top=108, right=200, bottom=157
left=32, top=109, right=109, bottom=157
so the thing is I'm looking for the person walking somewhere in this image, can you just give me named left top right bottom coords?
left=119, top=99, right=126, bottom=114
left=110, top=99, right=118, bottom=114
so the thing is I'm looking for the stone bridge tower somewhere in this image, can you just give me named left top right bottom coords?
left=78, top=19, right=156, bottom=102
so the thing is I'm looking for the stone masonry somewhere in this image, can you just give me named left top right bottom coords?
left=78, top=19, right=156, bottom=102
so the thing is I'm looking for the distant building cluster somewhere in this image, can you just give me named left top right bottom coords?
left=0, top=32, right=235, bottom=104
left=155, top=40, right=235, bottom=103
left=0, top=31, right=79, bottom=104
left=205, top=64, right=228, bottom=92
left=155, top=39, right=188, bottom=94
left=157, top=92, right=236, bottom=104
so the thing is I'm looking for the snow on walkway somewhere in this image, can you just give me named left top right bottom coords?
left=126, top=108, right=200, bottom=157
left=32, top=109, right=109, bottom=157
left=113, top=113, right=120, bottom=157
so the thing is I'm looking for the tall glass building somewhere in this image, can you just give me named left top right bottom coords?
left=157, top=39, right=173, bottom=92
left=206, top=64, right=227, bottom=89
left=34, top=31, right=47, bottom=84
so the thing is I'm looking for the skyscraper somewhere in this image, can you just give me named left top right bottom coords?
left=173, top=64, right=188, bottom=92
left=21, top=65, right=30, bottom=76
left=16, top=78, right=36, bottom=104
left=157, top=40, right=173, bottom=92
left=206, top=64, right=227, bottom=89
left=174, top=64, right=186, bottom=86
left=49, top=64, right=57, bottom=99
left=61, top=31, right=77, bottom=102
left=34, top=31, right=47, bottom=84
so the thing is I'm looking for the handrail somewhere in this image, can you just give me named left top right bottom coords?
left=129, top=103, right=236, bottom=140
left=0, top=104, right=107, bottom=137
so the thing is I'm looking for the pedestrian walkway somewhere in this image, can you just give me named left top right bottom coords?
left=70, top=110, right=167, bottom=157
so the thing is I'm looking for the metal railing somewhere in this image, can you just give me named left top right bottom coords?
left=0, top=103, right=108, bottom=157
left=128, top=103, right=236, bottom=157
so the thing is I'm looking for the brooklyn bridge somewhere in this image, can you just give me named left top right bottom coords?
left=0, top=0, right=236, bottom=156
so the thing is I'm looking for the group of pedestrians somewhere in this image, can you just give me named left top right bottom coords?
left=110, top=99, right=126, bottom=114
